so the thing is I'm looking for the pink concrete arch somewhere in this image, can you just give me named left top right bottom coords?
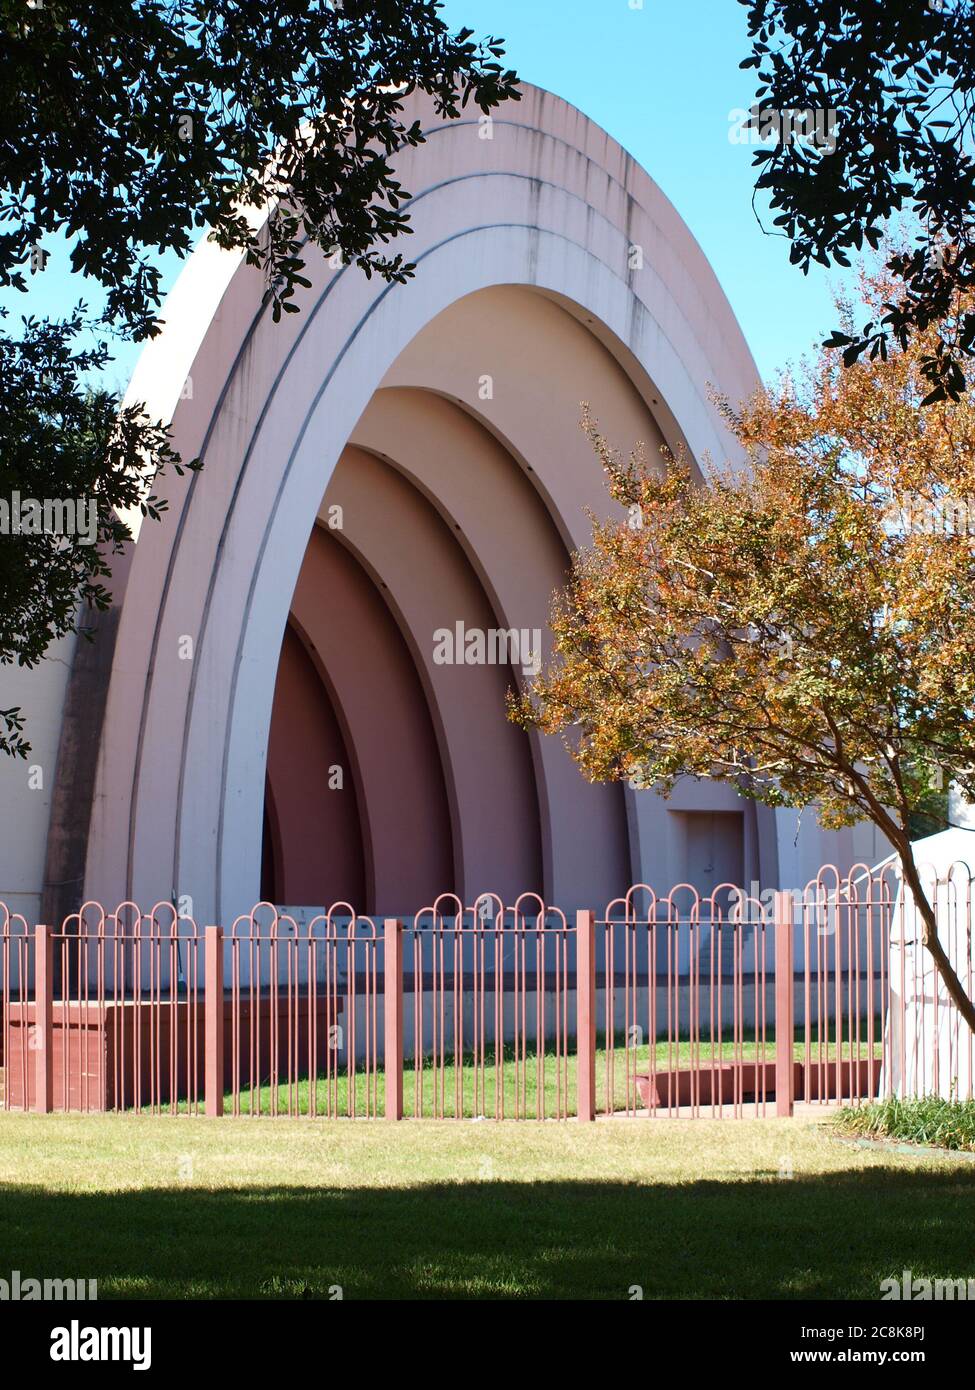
left=368, top=289, right=781, bottom=894
left=79, top=84, right=767, bottom=922
left=345, top=385, right=630, bottom=907
left=377, top=285, right=674, bottom=552
left=265, top=624, right=366, bottom=906
left=284, top=528, right=454, bottom=913
left=316, top=445, right=543, bottom=903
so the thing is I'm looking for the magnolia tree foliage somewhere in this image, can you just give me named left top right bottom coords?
left=512, top=266, right=975, bottom=1028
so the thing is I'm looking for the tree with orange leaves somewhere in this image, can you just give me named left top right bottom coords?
left=511, top=261, right=975, bottom=1030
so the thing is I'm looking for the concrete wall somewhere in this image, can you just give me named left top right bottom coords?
left=0, top=632, right=75, bottom=921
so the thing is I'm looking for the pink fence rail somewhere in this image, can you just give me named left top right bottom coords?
left=224, top=904, right=381, bottom=1118
left=2, top=902, right=202, bottom=1114
left=786, top=861, right=968, bottom=1110
left=1, top=862, right=972, bottom=1119
left=0, top=905, right=32, bottom=1112
left=596, top=884, right=777, bottom=1118
left=594, top=871, right=899, bottom=1118
left=797, top=865, right=892, bottom=1110
left=405, top=895, right=575, bottom=1119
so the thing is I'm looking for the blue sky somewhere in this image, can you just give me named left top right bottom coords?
left=440, top=0, right=856, bottom=382
left=12, top=0, right=858, bottom=396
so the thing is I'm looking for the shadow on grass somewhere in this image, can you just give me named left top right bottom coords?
left=1, top=1167, right=974, bottom=1299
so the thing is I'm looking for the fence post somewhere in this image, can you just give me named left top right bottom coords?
left=204, top=926, right=224, bottom=1117
left=774, top=891, right=795, bottom=1118
left=576, top=910, right=596, bottom=1121
left=384, top=918, right=403, bottom=1121
left=33, top=924, right=53, bottom=1114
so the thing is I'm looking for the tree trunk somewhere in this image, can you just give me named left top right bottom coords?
left=897, top=846, right=975, bottom=1037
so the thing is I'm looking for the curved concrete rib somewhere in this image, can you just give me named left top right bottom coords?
left=284, top=528, right=454, bottom=914
left=264, top=624, right=366, bottom=907
left=349, top=386, right=630, bottom=909
left=320, top=446, right=543, bottom=903
left=378, top=285, right=672, bottom=551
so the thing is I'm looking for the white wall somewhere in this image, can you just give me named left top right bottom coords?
left=775, top=807, right=894, bottom=893
left=0, top=632, right=76, bottom=921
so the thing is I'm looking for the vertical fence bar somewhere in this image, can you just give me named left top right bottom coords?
left=384, top=918, right=403, bottom=1121
left=33, top=924, right=53, bottom=1114
left=774, top=891, right=795, bottom=1118
left=204, top=926, right=224, bottom=1118
left=576, top=910, right=596, bottom=1121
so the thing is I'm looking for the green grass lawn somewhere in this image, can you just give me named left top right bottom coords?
left=836, top=1097, right=975, bottom=1152
left=0, top=1110, right=971, bottom=1299
left=219, top=1036, right=883, bottom=1118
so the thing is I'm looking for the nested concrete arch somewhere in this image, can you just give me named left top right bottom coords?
left=78, top=84, right=769, bottom=923
left=344, top=386, right=631, bottom=909
left=264, top=622, right=367, bottom=907
left=375, top=285, right=676, bottom=553
left=315, top=445, right=543, bottom=905
left=276, top=532, right=454, bottom=912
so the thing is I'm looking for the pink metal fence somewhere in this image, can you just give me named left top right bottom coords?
left=405, top=894, right=575, bottom=1119
left=223, top=904, right=381, bottom=1118
left=596, top=884, right=777, bottom=1119
left=797, top=865, right=891, bottom=1110
left=1, top=863, right=972, bottom=1119
left=775, top=861, right=968, bottom=1111
left=0, top=905, right=31, bottom=1113
left=592, top=868, right=906, bottom=1118
left=2, top=901, right=202, bottom=1114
